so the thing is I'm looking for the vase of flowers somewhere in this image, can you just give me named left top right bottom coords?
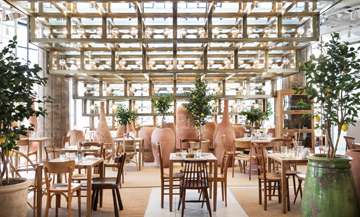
left=293, top=33, right=360, bottom=216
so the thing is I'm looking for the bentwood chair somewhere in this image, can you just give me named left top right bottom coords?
left=232, top=139, right=251, bottom=177
left=208, top=153, right=230, bottom=206
left=293, top=173, right=306, bottom=204
left=121, top=134, right=139, bottom=173
left=344, top=136, right=360, bottom=150
left=156, top=143, right=183, bottom=208
left=16, top=139, right=37, bottom=171
left=92, top=154, right=126, bottom=217
left=43, top=160, right=82, bottom=217
left=44, top=145, right=67, bottom=184
left=179, top=138, right=200, bottom=167
left=178, top=160, right=212, bottom=217
left=254, top=144, right=290, bottom=211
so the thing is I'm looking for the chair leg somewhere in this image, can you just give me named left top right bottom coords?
left=286, top=179, right=290, bottom=211
left=269, top=182, right=272, bottom=201
left=45, top=193, right=51, bottom=217
left=258, top=178, right=262, bottom=205
left=238, top=160, right=242, bottom=173
left=209, top=181, right=212, bottom=199
left=116, top=188, right=123, bottom=210
left=112, top=189, right=119, bottom=217
left=204, top=189, right=212, bottom=217
left=178, top=188, right=183, bottom=211
left=276, top=181, right=281, bottom=203
left=224, top=181, right=228, bottom=207
left=293, top=179, right=303, bottom=204
left=91, top=190, right=96, bottom=210
left=264, top=180, right=267, bottom=211
left=161, top=181, right=164, bottom=208
left=232, top=159, right=235, bottom=177
left=221, top=182, right=224, bottom=201
left=292, top=175, right=296, bottom=195
left=93, top=189, right=99, bottom=211
left=181, top=189, right=186, bottom=217
left=77, top=189, right=81, bottom=217
left=68, top=195, right=72, bottom=217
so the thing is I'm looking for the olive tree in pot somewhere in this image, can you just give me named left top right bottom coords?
left=115, top=105, right=135, bottom=135
left=0, top=36, right=52, bottom=216
left=293, top=33, right=360, bottom=216
left=183, top=78, right=216, bottom=149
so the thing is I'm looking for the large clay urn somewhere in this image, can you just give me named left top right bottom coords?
left=203, top=122, right=216, bottom=148
left=138, top=126, right=156, bottom=162
left=67, top=130, right=85, bottom=146
left=95, top=102, right=113, bottom=143
left=176, top=104, right=198, bottom=149
left=214, top=100, right=235, bottom=166
left=346, top=149, right=360, bottom=207
left=151, top=128, right=175, bottom=168
left=233, top=124, right=246, bottom=138
left=116, top=124, right=135, bottom=137
left=164, top=122, right=176, bottom=143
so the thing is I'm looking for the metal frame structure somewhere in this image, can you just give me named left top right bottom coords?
left=5, top=0, right=333, bottom=129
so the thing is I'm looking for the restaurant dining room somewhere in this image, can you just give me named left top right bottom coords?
left=2, top=0, right=360, bottom=216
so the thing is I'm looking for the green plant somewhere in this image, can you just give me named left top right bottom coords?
left=293, top=33, right=360, bottom=158
left=150, top=94, right=174, bottom=128
left=115, top=105, right=135, bottom=134
left=0, top=36, right=52, bottom=185
left=241, top=108, right=265, bottom=130
left=264, top=101, right=274, bottom=121
left=183, top=78, right=216, bottom=140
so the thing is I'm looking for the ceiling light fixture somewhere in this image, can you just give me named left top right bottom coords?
left=282, top=57, right=289, bottom=65
left=119, top=59, right=127, bottom=67
left=163, top=28, right=170, bottom=38
left=213, top=27, right=220, bottom=36
left=239, top=59, right=244, bottom=65
left=264, top=27, right=271, bottom=35
left=165, top=60, right=171, bottom=67
left=297, top=27, right=304, bottom=36
left=96, top=27, right=102, bottom=35
left=281, top=27, right=286, bottom=34
left=247, top=27, right=253, bottom=34
left=130, top=27, right=138, bottom=36
left=181, top=28, right=187, bottom=38
left=178, top=87, right=183, bottom=92
left=135, top=59, right=142, bottom=67
left=43, top=28, right=51, bottom=37
left=62, top=28, right=68, bottom=35
left=112, top=28, right=119, bottom=35
left=208, top=59, right=214, bottom=66
left=145, top=28, right=153, bottom=38
left=59, top=59, right=67, bottom=66
left=230, top=27, right=238, bottom=36
left=197, top=28, right=205, bottom=37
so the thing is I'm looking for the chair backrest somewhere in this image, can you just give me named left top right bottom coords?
left=44, top=145, right=56, bottom=161
left=115, top=154, right=126, bottom=185
left=62, top=136, right=71, bottom=148
left=16, top=139, right=29, bottom=146
left=156, top=143, right=164, bottom=179
left=253, top=144, right=266, bottom=179
left=271, top=138, right=292, bottom=150
left=234, top=140, right=251, bottom=149
left=10, top=150, right=36, bottom=176
left=179, top=138, right=200, bottom=152
left=221, top=153, right=230, bottom=178
left=43, top=160, right=75, bottom=192
left=81, top=142, right=104, bottom=157
left=183, top=160, right=209, bottom=188
left=344, top=136, right=356, bottom=150
left=122, top=134, right=136, bottom=152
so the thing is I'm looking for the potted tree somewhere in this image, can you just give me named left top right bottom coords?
left=241, top=107, right=266, bottom=132
left=115, top=105, right=135, bottom=136
left=150, top=94, right=175, bottom=167
left=0, top=36, right=52, bottom=216
left=183, top=78, right=216, bottom=150
left=293, top=33, right=360, bottom=216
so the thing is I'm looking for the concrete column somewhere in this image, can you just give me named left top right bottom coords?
left=282, top=46, right=312, bottom=89
left=37, top=49, right=70, bottom=148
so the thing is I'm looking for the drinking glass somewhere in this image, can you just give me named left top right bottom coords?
left=281, top=146, right=287, bottom=157
left=181, top=150, right=187, bottom=158
left=189, top=149, right=193, bottom=154
left=60, top=154, right=66, bottom=161
left=65, top=152, right=70, bottom=159
left=290, top=150, right=295, bottom=158
left=196, top=149, right=202, bottom=158
left=244, top=133, right=248, bottom=138
left=268, top=133, right=273, bottom=139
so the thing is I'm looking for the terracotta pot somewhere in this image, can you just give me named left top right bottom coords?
left=176, top=104, right=198, bottom=149
left=302, top=154, right=359, bottom=216
left=96, top=102, right=113, bottom=143
left=139, top=126, right=156, bottom=162
left=115, top=124, right=135, bottom=137
left=203, top=122, right=216, bottom=148
left=0, top=178, right=31, bottom=217
left=28, top=102, right=38, bottom=133
left=214, top=100, right=235, bottom=166
left=151, top=128, right=175, bottom=168
left=67, top=130, right=85, bottom=146
left=213, top=123, right=221, bottom=144
left=346, top=149, right=360, bottom=207
left=233, top=124, right=246, bottom=138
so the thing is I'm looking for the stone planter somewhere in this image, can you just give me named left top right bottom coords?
left=346, top=149, right=360, bottom=207
left=138, top=126, right=156, bottom=162
left=151, top=128, right=175, bottom=168
left=203, top=122, right=216, bottom=148
left=233, top=124, right=246, bottom=138
left=176, top=104, right=198, bottom=149
left=302, top=154, right=359, bottom=216
left=214, top=100, right=235, bottom=166
left=96, top=102, right=113, bottom=143
left=0, top=178, right=31, bottom=217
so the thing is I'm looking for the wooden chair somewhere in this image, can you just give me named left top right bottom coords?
left=344, top=136, right=360, bottom=150
left=10, top=150, right=50, bottom=217
left=121, top=134, right=138, bottom=173
left=293, top=173, right=306, bottom=204
left=43, top=160, right=82, bottom=217
left=253, top=144, right=290, bottom=211
left=44, top=145, right=67, bottom=184
left=16, top=139, right=37, bottom=171
left=232, top=139, right=251, bottom=177
left=92, top=154, right=126, bottom=217
left=156, top=143, right=183, bottom=208
left=80, top=141, right=104, bottom=158
left=178, top=160, right=212, bottom=217
left=179, top=138, right=201, bottom=152
left=208, top=153, right=230, bottom=207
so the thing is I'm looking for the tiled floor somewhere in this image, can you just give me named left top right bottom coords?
left=144, top=187, right=249, bottom=217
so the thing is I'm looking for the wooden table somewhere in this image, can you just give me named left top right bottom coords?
left=169, top=153, right=218, bottom=212
left=114, top=137, right=144, bottom=170
left=267, top=153, right=308, bottom=214
left=36, top=157, right=104, bottom=217
left=28, top=137, right=53, bottom=163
